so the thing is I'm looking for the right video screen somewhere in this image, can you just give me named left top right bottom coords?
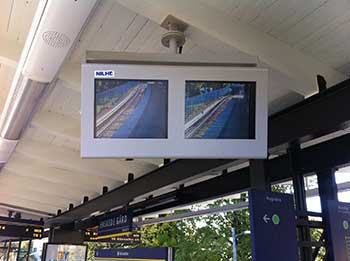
left=185, top=81, right=256, bottom=139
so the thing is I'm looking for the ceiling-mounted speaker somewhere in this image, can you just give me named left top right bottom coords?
left=22, top=0, right=98, bottom=83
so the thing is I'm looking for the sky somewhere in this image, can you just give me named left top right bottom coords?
left=306, top=170, right=350, bottom=213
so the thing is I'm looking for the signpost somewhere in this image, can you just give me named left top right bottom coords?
left=97, top=212, right=133, bottom=238
left=326, top=200, right=350, bottom=260
left=95, top=248, right=174, bottom=261
left=249, top=190, right=298, bottom=261
left=0, top=216, right=43, bottom=239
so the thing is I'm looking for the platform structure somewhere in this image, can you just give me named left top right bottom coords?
left=0, top=1, right=349, bottom=261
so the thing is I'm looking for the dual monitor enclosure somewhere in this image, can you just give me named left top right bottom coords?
left=81, top=61, right=268, bottom=159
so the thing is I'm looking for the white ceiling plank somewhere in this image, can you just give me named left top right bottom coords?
left=0, top=64, right=15, bottom=114
left=0, top=36, right=22, bottom=66
left=6, top=153, right=122, bottom=192
left=125, top=20, right=158, bottom=52
left=70, top=0, right=116, bottom=62
left=199, top=0, right=238, bottom=17
left=31, top=110, right=80, bottom=142
left=231, top=0, right=269, bottom=22
left=137, top=25, right=167, bottom=53
left=337, top=62, right=350, bottom=76
left=42, top=80, right=81, bottom=120
left=5, top=153, right=108, bottom=195
left=295, top=11, right=350, bottom=51
left=114, top=0, right=347, bottom=95
left=0, top=169, right=89, bottom=202
left=6, top=0, right=39, bottom=44
left=88, top=3, right=136, bottom=51
left=15, top=138, right=157, bottom=181
left=302, top=20, right=350, bottom=56
left=0, top=0, right=13, bottom=35
left=184, top=26, right=255, bottom=59
left=268, top=0, right=328, bottom=37
left=279, top=0, right=350, bottom=46
left=239, top=0, right=280, bottom=24
left=251, top=0, right=327, bottom=34
left=0, top=183, right=77, bottom=208
left=59, top=62, right=81, bottom=92
left=114, top=15, right=149, bottom=51
left=0, top=192, right=62, bottom=213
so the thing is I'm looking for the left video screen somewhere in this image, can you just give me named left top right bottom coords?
left=95, top=79, right=168, bottom=139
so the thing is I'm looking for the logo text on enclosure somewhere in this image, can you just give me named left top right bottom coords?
left=94, top=70, right=115, bottom=78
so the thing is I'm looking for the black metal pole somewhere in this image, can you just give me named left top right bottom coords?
left=16, top=240, right=21, bottom=261
left=48, top=227, right=55, bottom=243
left=317, top=168, right=338, bottom=261
left=289, top=144, right=312, bottom=261
left=249, top=159, right=270, bottom=191
left=26, top=240, right=32, bottom=261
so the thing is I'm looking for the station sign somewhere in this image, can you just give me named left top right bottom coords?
left=97, top=212, right=133, bottom=238
left=249, top=190, right=298, bottom=261
left=0, top=216, right=43, bottom=239
left=95, top=247, right=174, bottom=261
left=326, top=200, right=350, bottom=260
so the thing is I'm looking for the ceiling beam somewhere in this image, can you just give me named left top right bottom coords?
left=132, top=133, right=350, bottom=217
left=114, top=0, right=347, bottom=96
left=46, top=78, right=350, bottom=226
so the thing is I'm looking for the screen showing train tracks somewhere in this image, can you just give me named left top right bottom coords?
left=185, top=81, right=256, bottom=139
left=94, top=79, right=168, bottom=139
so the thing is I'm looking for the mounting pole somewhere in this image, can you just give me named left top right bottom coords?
left=161, top=15, right=187, bottom=54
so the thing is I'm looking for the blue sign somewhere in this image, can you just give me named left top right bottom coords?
left=95, top=247, right=174, bottom=261
left=94, top=70, right=115, bottom=78
left=0, top=217, right=44, bottom=239
left=326, top=200, right=350, bottom=261
left=249, top=190, right=298, bottom=261
left=86, top=231, right=141, bottom=244
left=98, top=212, right=133, bottom=237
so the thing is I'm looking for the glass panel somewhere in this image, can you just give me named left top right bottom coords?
left=18, top=241, right=30, bottom=261
left=28, top=238, right=48, bottom=261
left=8, top=241, right=19, bottom=261
left=0, top=242, right=6, bottom=261
left=305, top=174, right=322, bottom=213
left=335, top=167, right=350, bottom=203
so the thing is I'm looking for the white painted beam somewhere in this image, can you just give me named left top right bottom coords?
left=114, top=0, right=347, bottom=95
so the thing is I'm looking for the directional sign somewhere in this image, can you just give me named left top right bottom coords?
left=85, top=231, right=141, bottom=244
left=249, top=189, right=298, bottom=261
left=95, top=247, right=174, bottom=261
left=98, top=212, right=133, bottom=238
left=326, top=200, right=350, bottom=261
left=0, top=216, right=43, bottom=239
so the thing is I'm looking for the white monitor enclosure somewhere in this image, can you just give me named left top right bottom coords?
left=81, top=64, right=268, bottom=158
